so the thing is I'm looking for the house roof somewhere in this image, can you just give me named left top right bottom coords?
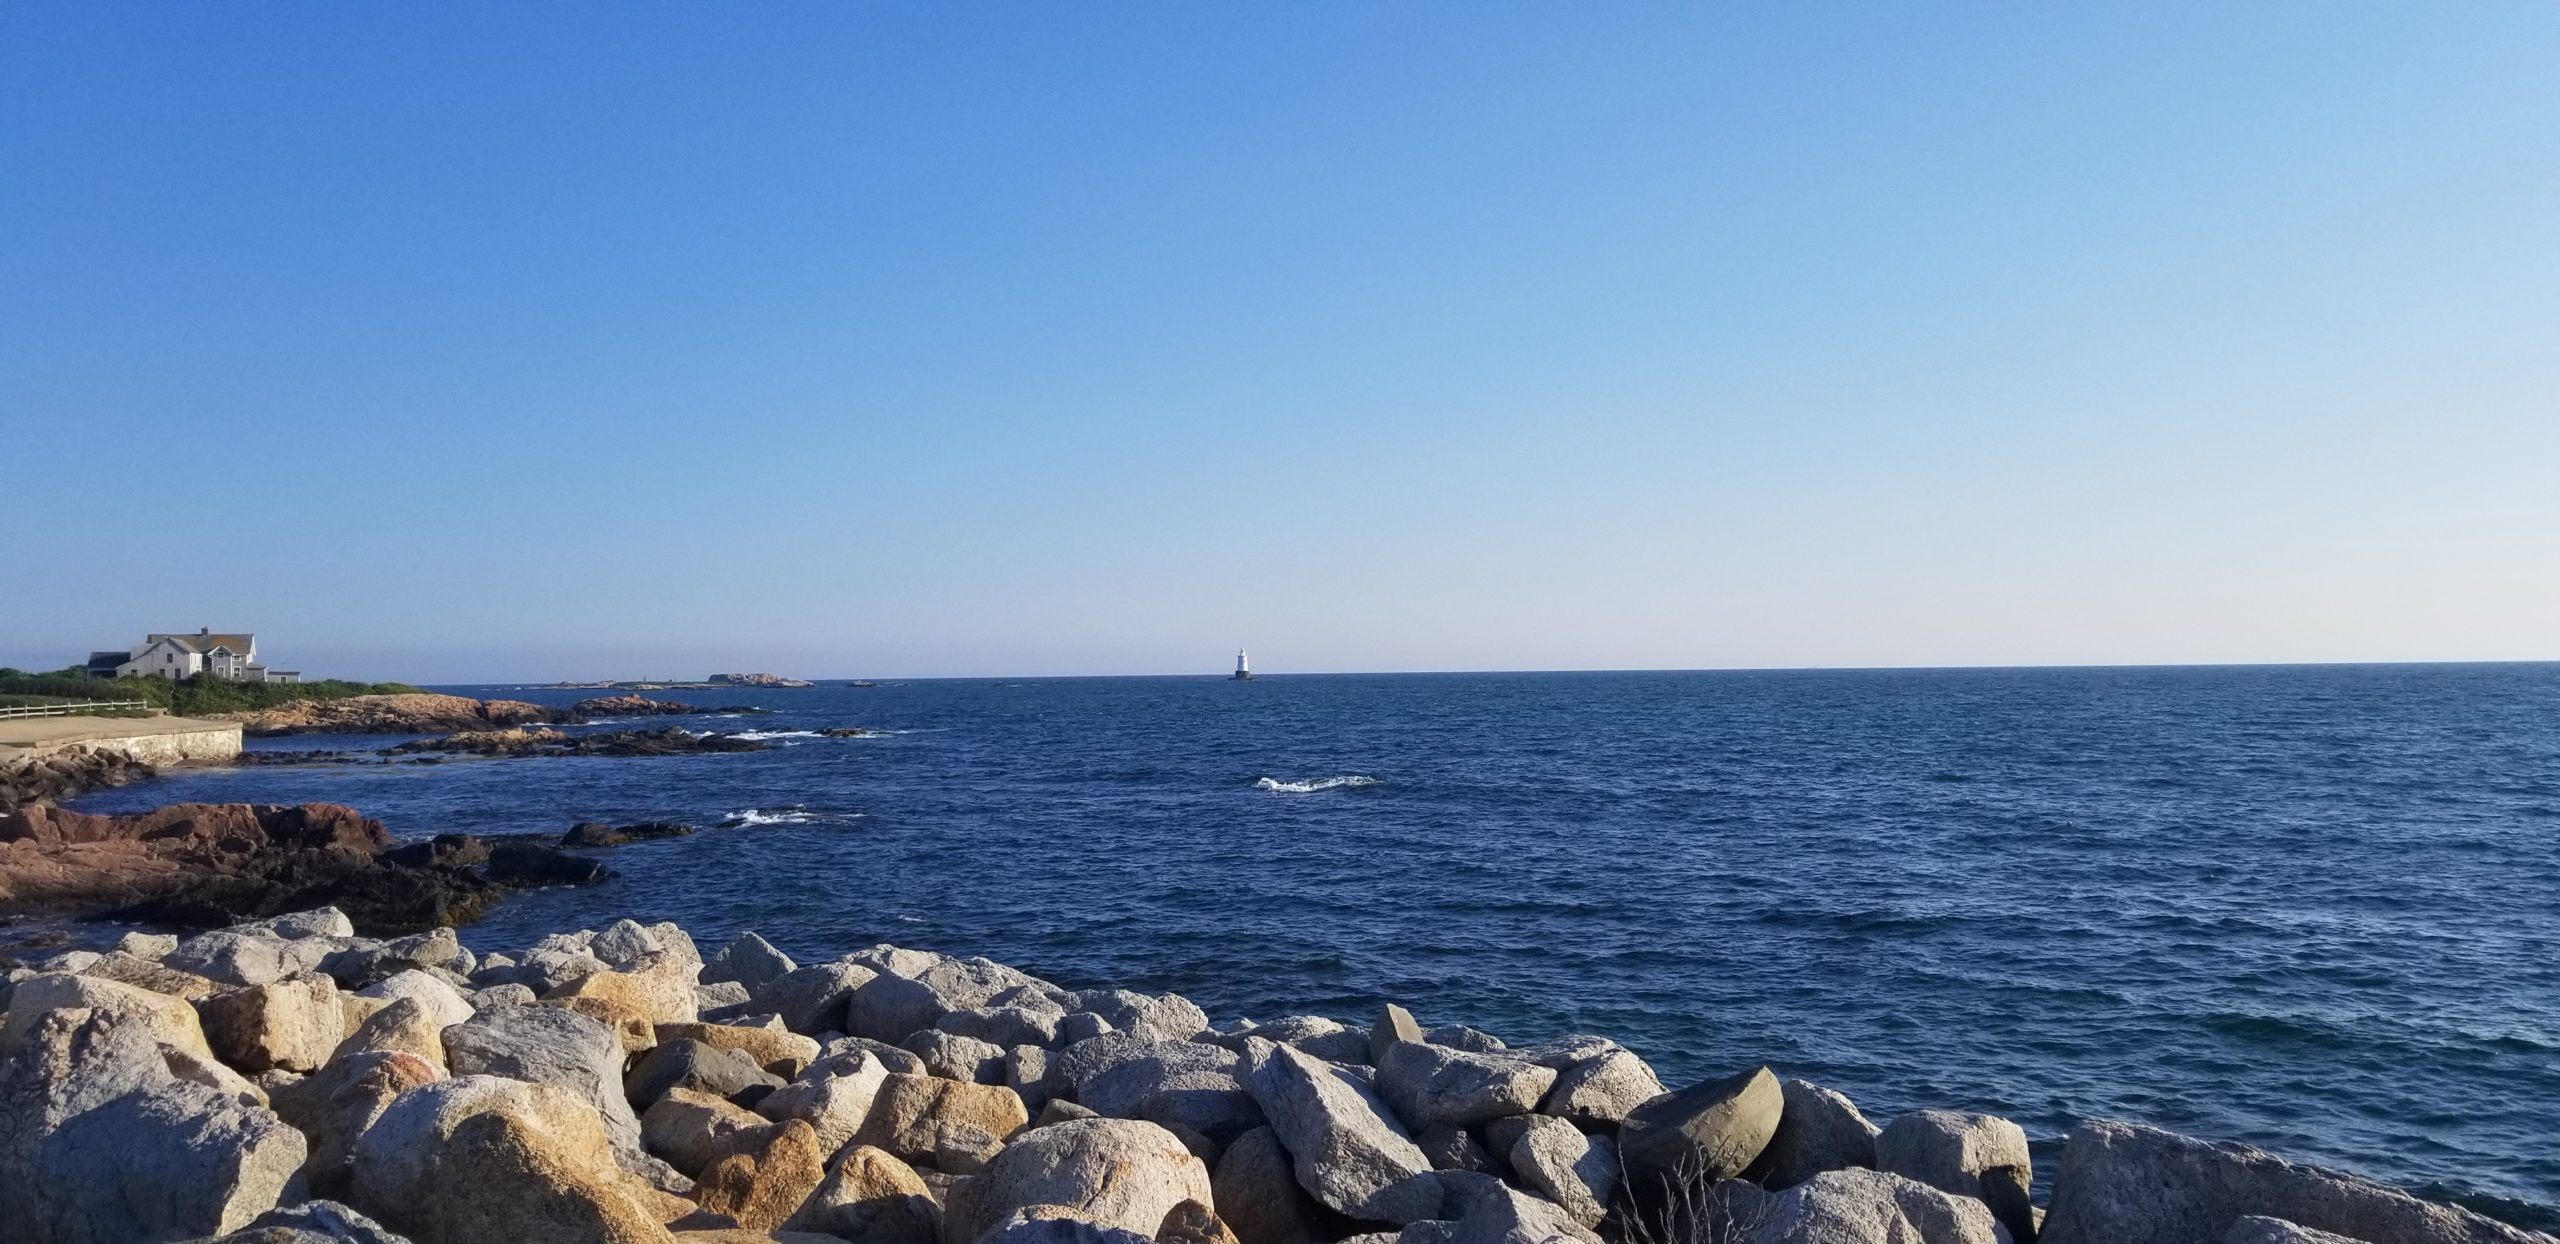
left=145, top=632, right=255, bottom=656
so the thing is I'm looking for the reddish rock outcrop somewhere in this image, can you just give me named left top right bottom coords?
left=216, top=694, right=562, bottom=737
left=0, top=803, right=599, bottom=933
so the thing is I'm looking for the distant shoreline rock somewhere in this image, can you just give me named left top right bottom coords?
left=709, top=672, right=815, bottom=688
left=215, top=693, right=774, bottom=738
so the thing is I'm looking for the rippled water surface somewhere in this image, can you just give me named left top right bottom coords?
left=72, top=665, right=2560, bottom=1224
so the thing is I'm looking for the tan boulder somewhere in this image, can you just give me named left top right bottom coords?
left=269, top=1049, right=443, bottom=1196
left=350, top=1075, right=676, bottom=1244
left=340, top=991, right=393, bottom=1036
left=1159, top=1199, right=1243, bottom=1244
left=3, top=972, right=215, bottom=1062
left=657, top=1021, right=823, bottom=1076
left=82, top=951, right=223, bottom=1000
left=645, top=1086, right=774, bottom=1177
left=550, top=949, right=701, bottom=1027
left=852, top=1073, right=1030, bottom=1174
left=944, top=1117, right=1213, bottom=1243
left=691, top=1118, right=829, bottom=1232
left=333, top=996, right=449, bottom=1070
left=197, top=974, right=344, bottom=1073
left=785, top=1144, right=941, bottom=1244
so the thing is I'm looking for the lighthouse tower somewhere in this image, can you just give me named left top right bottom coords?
left=1232, top=649, right=1252, bottom=681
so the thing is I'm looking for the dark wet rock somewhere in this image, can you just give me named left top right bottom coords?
left=560, top=820, right=697, bottom=848
left=0, top=745, right=156, bottom=814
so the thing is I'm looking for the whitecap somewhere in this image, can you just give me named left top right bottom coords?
left=729, top=729, right=824, bottom=742
left=720, top=806, right=816, bottom=826
left=1254, top=775, right=1382, bottom=794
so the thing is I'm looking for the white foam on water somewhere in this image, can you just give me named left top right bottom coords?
left=730, top=729, right=825, bottom=741
left=1253, top=775, right=1383, bottom=794
left=720, top=807, right=816, bottom=826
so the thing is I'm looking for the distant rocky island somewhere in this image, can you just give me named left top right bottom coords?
left=547, top=674, right=816, bottom=690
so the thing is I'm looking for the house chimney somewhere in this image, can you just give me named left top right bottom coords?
left=200, top=627, right=210, bottom=636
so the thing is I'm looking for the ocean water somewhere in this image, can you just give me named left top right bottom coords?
left=66, top=665, right=2560, bottom=1225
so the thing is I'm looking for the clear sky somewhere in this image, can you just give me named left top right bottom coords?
left=4, top=4, right=2554, bottom=682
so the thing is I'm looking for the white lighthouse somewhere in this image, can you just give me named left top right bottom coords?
left=1232, top=649, right=1252, bottom=681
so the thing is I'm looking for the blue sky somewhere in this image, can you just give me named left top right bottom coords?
left=4, top=4, right=2554, bottom=681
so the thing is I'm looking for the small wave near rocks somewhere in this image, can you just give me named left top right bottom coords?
left=1254, top=774, right=1383, bottom=793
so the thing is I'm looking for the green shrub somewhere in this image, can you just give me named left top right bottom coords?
left=0, top=667, right=422, bottom=715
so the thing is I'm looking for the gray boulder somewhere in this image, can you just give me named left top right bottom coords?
left=1417, top=1122, right=1499, bottom=1174
left=978, top=1210, right=1159, bottom=1244
left=1240, top=1037, right=1440, bottom=1223
left=1753, top=1078, right=1882, bottom=1191
left=2226, top=1217, right=2372, bottom=1244
left=703, top=931, right=797, bottom=989
left=1619, top=1066, right=1784, bottom=1211
left=438, top=1005, right=643, bottom=1166
left=1518, top=1036, right=1667, bottom=1126
left=1375, top=1040, right=1556, bottom=1130
left=623, top=1037, right=782, bottom=1109
left=176, top=1198, right=411, bottom=1244
left=1372, top=1002, right=1425, bottom=1064
left=749, top=961, right=878, bottom=1036
left=1397, top=1169, right=1604, bottom=1244
left=940, top=1002, right=1069, bottom=1048
left=1426, top=1024, right=1506, bottom=1053
left=1741, top=1168, right=2006, bottom=1244
left=847, top=957, right=1046, bottom=1042
left=1213, top=1125, right=1324, bottom=1244
left=2041, top=1120, right=2549, bottom=1244
left=1074, top=1039, right=1245, bottom=1117
left=1066, top=989, right=1210, bottom=1043
left=1502, top=1114, right=1620, bottom=1228
left=32, top=1074, right=310, bottom=1242
left=941, top=1117, right=1214, bottom=1242
left=904, top=1028, right=1010, bottom=1083
left=168, top=929, right=336, bottom=987
left=1875, top=1109, right=2034, bottom=1244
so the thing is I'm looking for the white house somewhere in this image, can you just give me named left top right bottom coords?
left=92, top=629, right=301, bottom=683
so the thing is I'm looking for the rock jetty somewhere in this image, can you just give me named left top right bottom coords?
left=0, top=912, right=2546, bottom=1244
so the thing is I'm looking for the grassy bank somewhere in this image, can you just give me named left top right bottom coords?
left=0, top=667, right=424, bottom=716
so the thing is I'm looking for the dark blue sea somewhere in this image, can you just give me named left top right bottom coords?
left=67, top=665, right=2560, bottom=1226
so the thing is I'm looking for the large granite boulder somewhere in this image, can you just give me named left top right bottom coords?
left=1066, top=989, right=1209, bottom=1044
left=4, top=971, right=219, bottom=1062
left=1501, top=1113, right=1620, bottom=1229
left=1618, top=1065, right=1783, bottom=1208
left=846, top=957, right=1048, bottom=1043
left=1874, top=1109, right=2034, bottom=1243
left=943, top=1117, right=1214, bottom=1242
left=625, top=1037, right=783, bottom=1109
left=784, top=1144, right=941, bottom=1244
left=1239, top=1038, right=1439, bottom=1223
left=352, top=970, right=474, bottom=1030
left=1, top=1007, right=308, bottom=1244
left=703, top=931, right=797, bottom=990
left=1739, top=1167, right=2007, bottom=1244
left=905, top=1028, right=1010, bottom=1083
left=1374, top=1041, right=1556, bottom=1130
left=1751, top=1079, right=1880, bottom=1191
left=2040, top=1120, right=2550, bottom=1244
left=439, top=1005, right=645, bottom=1168
left=1396, top=1169, right=1603, bottom=1244
left=750, top=962, right=878, bottom=1036
left=1210, top=1126, right=1323, bottom=1244
left=690, top=1117, right=828, bottom=1232
left=849, top=1071, right=1030, bottom=1173
left=641, top=1086, right=769, bottom=1177
left=651, top=1020, right=820, bottom=1076
left=1516, top=1036, right=1666, bottom=1126
left=1370, top=1003, right=1424, bottom=1064
left=756, top=1050, right=893, bottom=1157
left=347, top=1076, right=672, bottom=1244
left=267, top=1049, right=443, bottom=1198
left=332, top=997, right=447, bottom=1070
left=198, top=974, right=350, bottom=1074
left=939, top=1002, right=1069, bottom=1049
left=2225, top=1217, right=2372, bottom=1243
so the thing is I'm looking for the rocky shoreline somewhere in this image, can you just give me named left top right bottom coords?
left=216, top=692, right=770, bottom=738
left=1, top=901, right=2549, bottom=1244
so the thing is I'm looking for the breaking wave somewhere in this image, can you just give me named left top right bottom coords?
left=729, top=729, right=824, bottom=742
left=1254, top=775, right=1382, bottom=794
left=720, top=806, right=815, bottom=826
